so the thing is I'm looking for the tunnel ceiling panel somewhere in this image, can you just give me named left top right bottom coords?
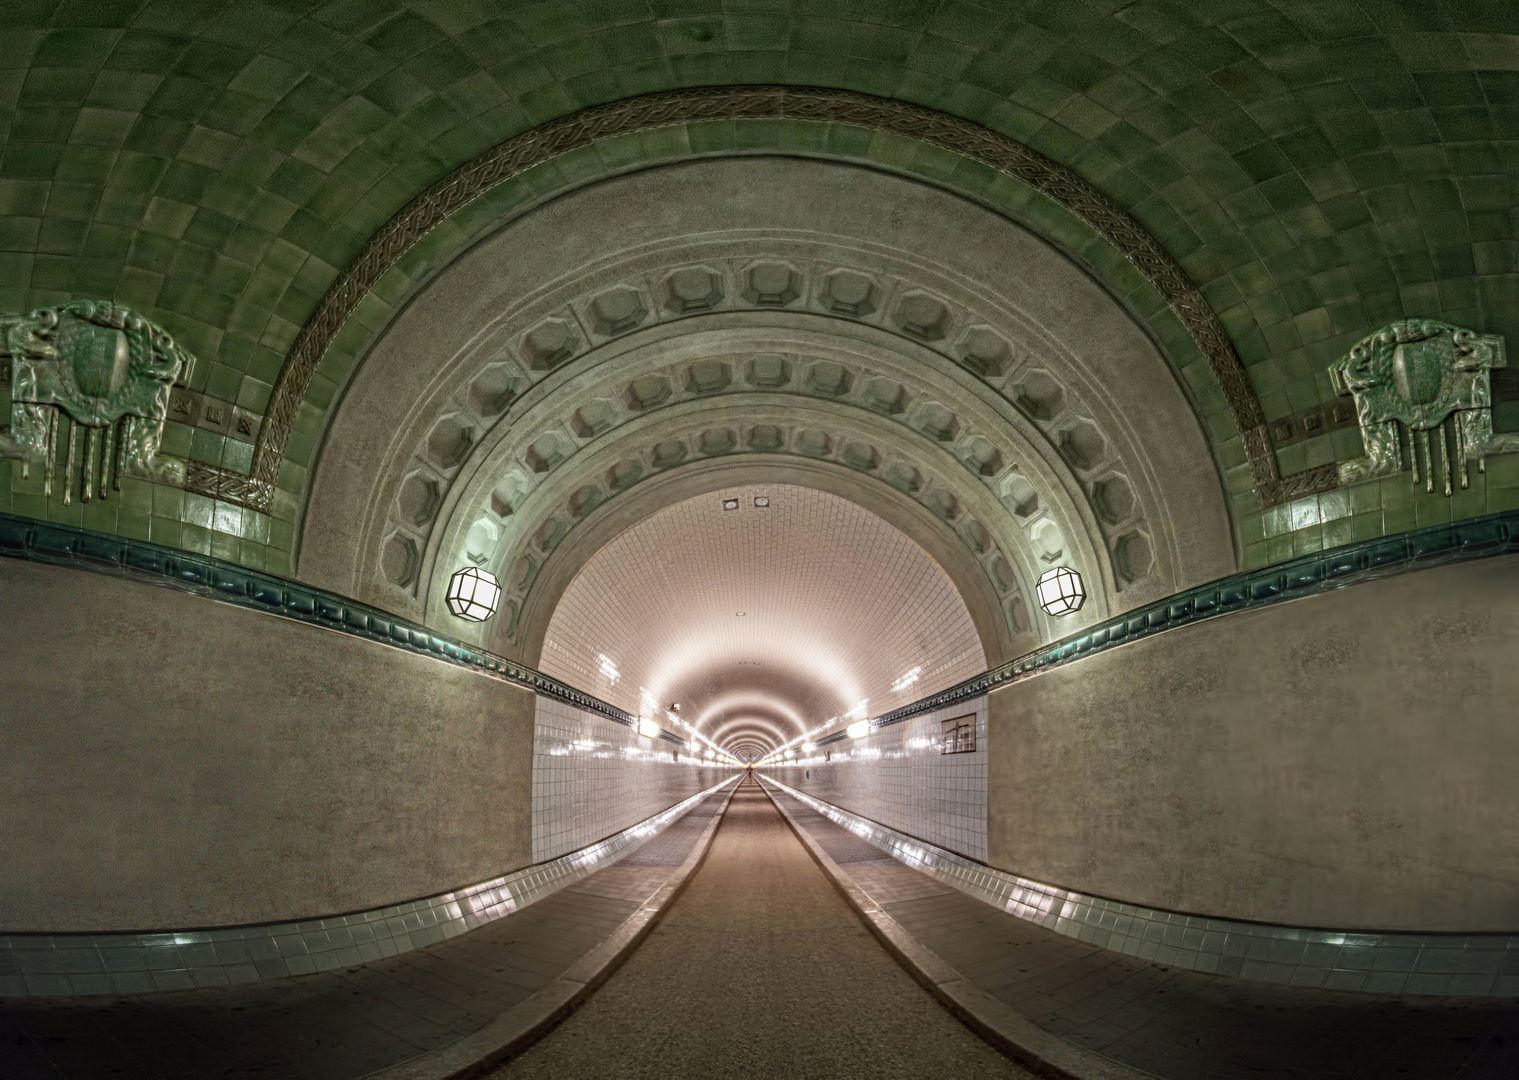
left=537, top=483, right=986, bottom=754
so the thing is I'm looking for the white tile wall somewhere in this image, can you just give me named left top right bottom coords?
left=761, top=696, right=988, bottom=861
left=533, top=696, right=737, bottom=861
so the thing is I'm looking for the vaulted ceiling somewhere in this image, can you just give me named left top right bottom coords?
left=3, top=0, right=1519, bottom=592
left=538, top=483, right=986, bottom=758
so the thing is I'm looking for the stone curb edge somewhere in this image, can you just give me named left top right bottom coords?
left=366, top=776, right=743, bottom=1080
left=758, top=778, right=1156, bottom=1080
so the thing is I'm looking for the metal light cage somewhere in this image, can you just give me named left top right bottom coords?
left=1035, top=566, right=1086, bottom=617
left=445, top=566, right=501, bottom=622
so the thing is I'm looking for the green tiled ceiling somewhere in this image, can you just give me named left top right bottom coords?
left=2, top=0, right=1519, bottom=576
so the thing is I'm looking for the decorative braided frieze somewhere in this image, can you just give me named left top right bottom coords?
left=186, top=86, right=1317, bottom=516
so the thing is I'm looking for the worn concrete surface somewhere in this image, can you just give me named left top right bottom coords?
left=989, top=553, right=1519, bottom=932
left=0, top=558, right=535, bottom=932
left=490, top=777, right=1033, bottom=1080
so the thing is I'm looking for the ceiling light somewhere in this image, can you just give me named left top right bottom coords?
left=847, top=719, right=870, bottom=739
left=754, top=496, right=770, bottom=507
left=736, top=611, right=745, bottom=617
left=1035, top=566, right=1086, bottom=616
left=445, top=566, right=500, bottom=621
left=637, top=716, right=660, bottom=739
left=722, top=498, right=739, bottom=510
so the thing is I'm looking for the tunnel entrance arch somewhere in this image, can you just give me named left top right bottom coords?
left=532, top=476, right=988, bottom=757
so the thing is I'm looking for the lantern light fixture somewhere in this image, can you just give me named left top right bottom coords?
left=445, top=566, right=501, bottom=621
left=1035, top=566, right=1086, bottom=617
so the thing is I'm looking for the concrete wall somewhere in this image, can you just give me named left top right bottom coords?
left=989, top=554, right=1519, bottom=933
left=0, top=558, right=536, bottom=933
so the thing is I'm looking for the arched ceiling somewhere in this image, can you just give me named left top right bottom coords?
left=537, top=483, right=986, bottom=757
left=3, top=1, right=1518, bottom=584
left=295, top=155, right=1236, bottom=661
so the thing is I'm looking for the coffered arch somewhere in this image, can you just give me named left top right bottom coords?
left=301, top=155, right=1234, bottom=653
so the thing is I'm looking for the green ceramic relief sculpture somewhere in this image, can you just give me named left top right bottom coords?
left=0, top=301, right=192, bottom=503
left=1329, top=319, right=1507, bottom=496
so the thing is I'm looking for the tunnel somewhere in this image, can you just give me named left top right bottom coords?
left=2, top=3, right=1518, bottom=1078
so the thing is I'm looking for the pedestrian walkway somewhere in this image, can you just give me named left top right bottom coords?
left=490, top=776, right=1033, bottom=1079
left=764, top=782, right=1519, bottom=1080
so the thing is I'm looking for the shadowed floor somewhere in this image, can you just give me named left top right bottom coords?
left=490, top=776, right=1033, bottom=1080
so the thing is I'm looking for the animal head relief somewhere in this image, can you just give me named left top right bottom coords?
left=1328, top=319, right=1506, bottom=496
left=0, top=301, right=192, bottom=504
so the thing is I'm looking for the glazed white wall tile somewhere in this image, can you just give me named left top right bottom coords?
left=761, top=696, right=988, bottom=861
left=532, top=696, right=736, bottom=861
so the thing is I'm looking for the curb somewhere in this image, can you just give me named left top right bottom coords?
left=368, top=777, right=742, bottom=1080
left=758, top=779, right=1154, bottom=1080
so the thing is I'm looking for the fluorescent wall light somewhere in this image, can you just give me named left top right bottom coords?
left=846, top=720, right=869, bottom=739
left=637, top=716, right=661, bottom=739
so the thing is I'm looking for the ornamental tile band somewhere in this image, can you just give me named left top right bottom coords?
left=0, top=777, right=737, bottom=998
left=171, top=86, right=1311, bottom=514
left=760, top=776, right=1519, bottom=997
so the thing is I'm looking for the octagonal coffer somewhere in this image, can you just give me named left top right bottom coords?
left=381, top=533, right=419, bottom=587
left=469, top=362, right=524, bottom=418
left=819, top=270, right=877, bottom=318
left=1000, top=471, right=1039, bottom=519
left=571, top=399, right=618, bottom=439
left=521, top=317, right=579, bottom=371
left=607, top=459, right=643, bottom=490
left=1011, top=369, right=1066, bottom=421
left=1058, top=419, right=1106, bottom=472
left=746, top=355, right=791, bottom=387
left=425, top=415, right=476, bottom=470
left=893, top=292, right=950, bottom=341
left=587, top=286, right=647, bottom=337
left=747, top=424, right=784, bottom=452
left=396, top=471, right=441, bottom=527
left=743, top=261, right=801, bottom=307
left=624, top=374, right=671, bottom=411
left=883, top=461, right=922, bottom=494
left=1114, top=531, right=1154, bottom=582
left=699, top=428, right=738, bottom=456
left=841, top=441, right=879, bottom=471
left=958, top=327, right=1011, bottom=378
left=685, top=359, right=731, bottom=394
left=664, top=266, right=724, bottom=314
left=1093, top=474, right=1136, bottom=525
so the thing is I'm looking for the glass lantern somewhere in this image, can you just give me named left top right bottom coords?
left=1035, top=566, right=1085, bottom=616
left=445, top=566, right=501, bottom=622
